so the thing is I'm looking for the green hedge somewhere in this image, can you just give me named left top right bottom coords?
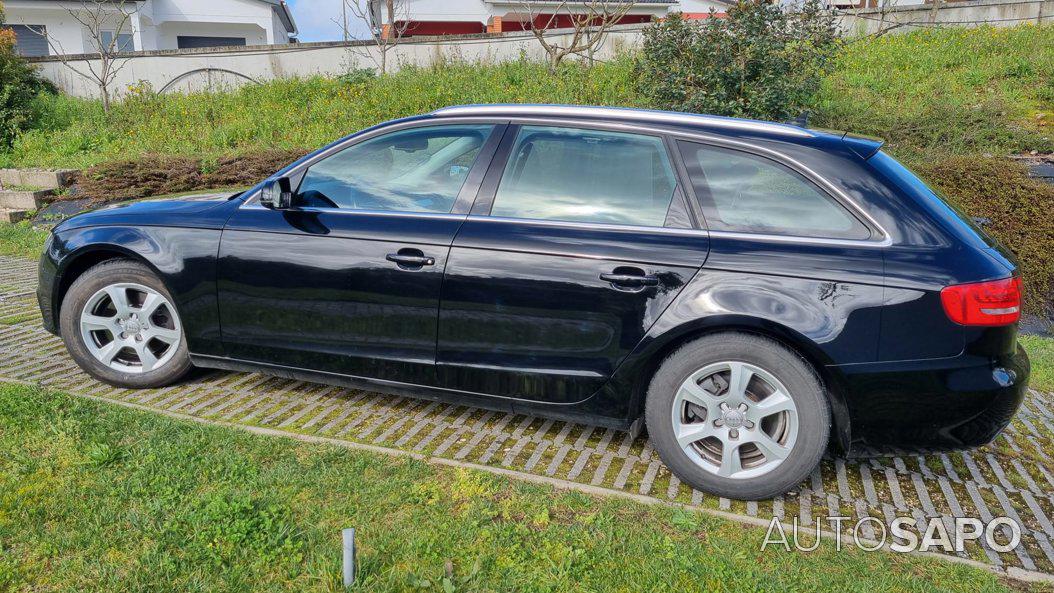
left=910, top=156, right=1054, bottom=317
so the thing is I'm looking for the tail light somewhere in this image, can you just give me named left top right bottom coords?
left=940, top=277, right=1022, bottom=326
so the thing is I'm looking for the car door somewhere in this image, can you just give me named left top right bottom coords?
left=217, top=122, right=504, bottom=385
left=436, top=123, right=710, bottom=403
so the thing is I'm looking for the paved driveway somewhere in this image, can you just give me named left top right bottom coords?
left=2, top=255, right=1053, bottom=578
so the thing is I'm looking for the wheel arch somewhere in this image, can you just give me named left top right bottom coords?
left=53, top=245, right=174, bottom=335
left=627, top=315, right=853, bottom=454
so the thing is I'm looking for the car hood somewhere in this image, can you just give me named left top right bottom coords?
left=56, top=192, right=244, bottom=232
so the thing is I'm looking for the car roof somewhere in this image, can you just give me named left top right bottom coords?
left=431, top=104, right=817, bottom=139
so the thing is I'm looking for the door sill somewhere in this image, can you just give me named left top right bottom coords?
left=189, top=354, right=630, bottom=430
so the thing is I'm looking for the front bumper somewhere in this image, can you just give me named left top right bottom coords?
left=838, top=345, right=1030, bottom=449
left=37, top=238, right=59, bottom=335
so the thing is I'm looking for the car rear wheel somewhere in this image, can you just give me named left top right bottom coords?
left=645, top=332, right=830, bottom=500
left=59, top=259, right=192, bottom=388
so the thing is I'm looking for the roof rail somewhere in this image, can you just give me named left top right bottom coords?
left=432, top=104, right=815, bottom=139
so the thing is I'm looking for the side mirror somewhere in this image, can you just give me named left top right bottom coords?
left=259, top=177, right=293, bottom=210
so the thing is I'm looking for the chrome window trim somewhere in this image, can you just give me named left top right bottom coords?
left=239, top=197, right=469, bottom=221
left=467, top=214, right=707, bottom=237
left=465, top=215, right=891, bottom=248
left=707, top=229, right=892, bottom=248
left=432, top=104, right=815, bottom=139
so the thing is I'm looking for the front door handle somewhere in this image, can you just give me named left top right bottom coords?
left=386, top=248, right=435, bottom=269
left=600, top=269, right=659, bottom=288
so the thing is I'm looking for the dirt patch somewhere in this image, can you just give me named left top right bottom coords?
left=202, top=149, right=311, bottom=189
left=72, top=149, right=310, bottom=204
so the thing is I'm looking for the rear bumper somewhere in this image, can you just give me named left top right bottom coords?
left=837, top=345, right=1030, bottom=449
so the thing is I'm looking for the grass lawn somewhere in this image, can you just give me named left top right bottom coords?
left=3, top=27, right=1052, bottom=172
left=0, top=383, right=1039, bottom=593
left=0, top=220, right=49, bottom=259
left=1022, top=335, right=1054, bottom=393
left=814, top=25, right=1054, bottom=160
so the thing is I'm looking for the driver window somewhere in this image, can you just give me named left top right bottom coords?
left=296, top=124, right=494, bottom=213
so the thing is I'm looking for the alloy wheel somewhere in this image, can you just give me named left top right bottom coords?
left=670, top=361, right=799, bottom=480
left=79, top=282, right=182, bottom=374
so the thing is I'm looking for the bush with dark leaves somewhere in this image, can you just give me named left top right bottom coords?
left=636, top=1, right=839, bottom=122
left=0, top=22, right=52, bottom=148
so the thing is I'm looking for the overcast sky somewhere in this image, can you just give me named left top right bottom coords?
left=288, top=0, right=372, bottom=42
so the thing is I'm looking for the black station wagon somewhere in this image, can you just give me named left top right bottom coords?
left=38, top=105, right=1030, bottom=499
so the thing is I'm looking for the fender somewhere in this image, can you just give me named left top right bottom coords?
left=43, top=224, right=226, bottom=356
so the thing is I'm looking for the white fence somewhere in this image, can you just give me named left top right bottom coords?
left=25, top=0, right=1054, bottom=100
left=27, top=25, right=648, bottom=100
left=836, top=0, right=1052, bottom=36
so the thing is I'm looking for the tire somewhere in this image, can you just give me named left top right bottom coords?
left=645, top=332, right=830, bottom=500
left=59, top=259, right=193, bottom=389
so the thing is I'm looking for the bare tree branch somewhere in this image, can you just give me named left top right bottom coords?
left=336, top=0, right=413, bottom=75
left=519, top=0, right=636, bottom=72
left=28, top=0, right=138, bottom=112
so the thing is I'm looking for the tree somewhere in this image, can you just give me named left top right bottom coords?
left=929, top=0, right=942, bottom=23
left=28, top=0, right=138, bottom=112
left=337, top=0, right=412, bottom=75
left=520, top=0, right=636, bottom=73
left=0, top=0, right=52, bottom=148
left=636, top=1, right=840, bottom=122
left=872, top=0, right=907, bottom=37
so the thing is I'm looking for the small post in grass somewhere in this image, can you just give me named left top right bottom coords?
left=342, top=527, right=356, bottom=588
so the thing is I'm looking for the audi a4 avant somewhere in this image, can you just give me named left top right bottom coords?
left=38, top=105, right=1029, bottom=499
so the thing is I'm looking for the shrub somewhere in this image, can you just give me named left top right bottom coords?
left=636, top=1, right=839, bottom=121
left=0, top=24, right=51, bottom=148
left=910, top=156, right=1054, bottom=318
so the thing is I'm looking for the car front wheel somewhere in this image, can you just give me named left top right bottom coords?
left=645, top=332, right=830, bottom=500
left=59, top=259, right=192, bottom=388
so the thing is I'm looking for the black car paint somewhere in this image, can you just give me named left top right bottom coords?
left=38, top=109, right=1029, bottom=452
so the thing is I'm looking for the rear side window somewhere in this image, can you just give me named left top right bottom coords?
left=678, top=141, right=871, bottom=240
left=490, top=126, right=677, bottom=227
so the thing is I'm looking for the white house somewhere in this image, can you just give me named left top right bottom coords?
left=3, top=0, right=298, bottom=57
left=365, top=0, right=729, bottom=38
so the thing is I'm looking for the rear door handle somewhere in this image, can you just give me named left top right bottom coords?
left=386, top=249, right=435, bottom=268
left=600, top=271, right=659, bottom=288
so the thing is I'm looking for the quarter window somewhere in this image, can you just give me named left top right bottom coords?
left=678, top=142, right=871, bottom=240
left=296, top=124, right=494, bottom=214
left=490, top=126, right=678, bottom=227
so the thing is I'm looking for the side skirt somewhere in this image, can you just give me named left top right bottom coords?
left=190, top=354, right=634, bottom=431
